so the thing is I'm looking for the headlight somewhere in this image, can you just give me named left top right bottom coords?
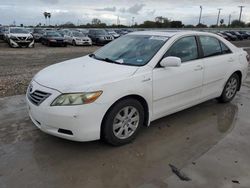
left=10, top=36, right=16, bottom=40
left=51, top=91, right=102, bottom=106
left=28, top=36, right=33, bottom=40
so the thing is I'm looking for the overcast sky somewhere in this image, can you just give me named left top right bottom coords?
left=0, top=0, right=249, bottom=26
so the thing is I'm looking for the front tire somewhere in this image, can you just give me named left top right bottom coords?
left=218, top=73, right=240, bottom=103
left=102, top=99, right=144, bottom=146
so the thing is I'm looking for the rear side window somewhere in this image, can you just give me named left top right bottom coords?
left=164, top=36, right=198, bottom=63
left=220, top=42, right=231, bottom=54
left=199, top=36, right=222, bottom=57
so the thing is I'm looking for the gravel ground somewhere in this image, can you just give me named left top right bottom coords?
left=0, top=42, right=99, bottom=97
left=0, top=40, right=249, bottom=97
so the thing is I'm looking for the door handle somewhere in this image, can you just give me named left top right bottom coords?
left=228, top=58, right=234, bottom=62
left=194, top=65, right=203, bottom=71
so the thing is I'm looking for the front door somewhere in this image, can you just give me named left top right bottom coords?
left=152, top=36, right=204, bottom=120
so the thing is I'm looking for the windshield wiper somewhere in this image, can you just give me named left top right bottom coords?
left=89, top=53, right=96, bottom=58
left=89, top=54, right=121, bottom=64
left=103, top=58, right=122, bottom=64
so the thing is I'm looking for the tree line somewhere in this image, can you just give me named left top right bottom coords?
left=33, top=16, right=250, bottom=28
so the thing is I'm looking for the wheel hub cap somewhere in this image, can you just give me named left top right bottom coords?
left=113, top=106, right=140, bottom=139
left=225, top=77, right=237, bottom=99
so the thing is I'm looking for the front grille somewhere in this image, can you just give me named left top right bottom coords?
left=28, top=90, right=51, bottom=106
left=17, top=37, right=27, bottom=41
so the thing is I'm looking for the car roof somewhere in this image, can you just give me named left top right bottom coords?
left=129, top=30, right=209, bottom=37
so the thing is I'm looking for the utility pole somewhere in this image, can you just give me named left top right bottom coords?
left=228, top=14, right=231, bottom=27
left=217, top=8, right=222, bottom=26
left=238, top=6, right=244, bottom=22
left=117, top=16, right=120, bottom=25
left=132, top=17, right=135, bottom=27
left=198, top=6, right=202, bottom=25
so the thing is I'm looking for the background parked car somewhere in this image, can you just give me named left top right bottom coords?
left=76, top=28, right=89, bottom=35
left=57, top=29, right=67, bottom=37
left=33, top=28, right=45, bottom=42
left=64, top=31, right=92, bottom=46
left=238, top=31, right=250, bottom=39
left=0, top=26, right=8, bottom=40
left=5, top=27, right=34, bottom=48
left=216, top=33, right=229, bottom=41
left=106, top=30, right=120, bottom=38
left=88, top=29, right=114, bottom=45
left=220, top=32, right=237, bottom=41
left=41, top=31, right=67, bottom=47
left=228, top=31, right=243, bottom=40
left=114, top=29, right=128, bottom=36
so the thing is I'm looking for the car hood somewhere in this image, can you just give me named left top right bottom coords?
left=74, top=36, right=90, bottom=40
left=48, top=37, right=64, bottom=40
left=99, top=35, right=112, bottom=37
left=34, top=55, right=139, bottom=93
left=10, top=33, right=32, bottom=37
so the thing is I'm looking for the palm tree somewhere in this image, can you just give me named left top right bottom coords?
left=43, top=12, right=48, bottom=25
left=47, top=13, right=51, bottom=26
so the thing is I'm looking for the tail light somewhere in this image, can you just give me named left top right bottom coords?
left=247, top=54, right=250, bottom=63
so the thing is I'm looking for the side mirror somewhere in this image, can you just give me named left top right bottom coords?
left=160, top=56, right=181, bottom=67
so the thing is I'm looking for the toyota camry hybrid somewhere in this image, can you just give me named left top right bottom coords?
left=26, top=31, right=249, bottom=146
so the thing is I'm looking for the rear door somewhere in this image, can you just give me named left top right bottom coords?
left=198, top=35, right=236, bottom=99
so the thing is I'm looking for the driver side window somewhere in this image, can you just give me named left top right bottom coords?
left=164, top=36, right=198, bottom=63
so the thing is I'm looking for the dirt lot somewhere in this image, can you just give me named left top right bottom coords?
left=0, top=42, right=99, bottom=97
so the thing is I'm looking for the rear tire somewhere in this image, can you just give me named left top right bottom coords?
left=218, top=73, right=240, bottom=103
left=102, top=99, right=144, bottom=146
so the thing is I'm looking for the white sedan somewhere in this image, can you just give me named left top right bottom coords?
left=64, top=31, right=92, bottom=46
left=26, top=31, right=249, bottom=146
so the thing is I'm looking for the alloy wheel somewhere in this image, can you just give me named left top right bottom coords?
left=112, top=106, right=140, bottom=139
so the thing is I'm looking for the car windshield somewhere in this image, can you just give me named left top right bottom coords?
left=10, top=28, right=29, bottom=34
left=47, top=32, right=61, bottom=37
left=95, top=30, right=108, bottom=35
left=92, top=35, right=169, bottom=66
left=73, top=32, right=84, bottom=37
left=108, top=31, right=116, bottom=34
left=34, top=29, right=44, bottom=34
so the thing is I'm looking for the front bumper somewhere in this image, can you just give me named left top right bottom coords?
left=49, top=40, right=67, bottom=46
left=26, top=80, right=106, bottom=142
left=9, top=39, right=34, bottom=48
left=75, top=40, right=92, bottom=46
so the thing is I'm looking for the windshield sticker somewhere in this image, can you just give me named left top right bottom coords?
left=149, top=36, right=168, bottom=41
left=116, top=59, right=124, bottom=64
